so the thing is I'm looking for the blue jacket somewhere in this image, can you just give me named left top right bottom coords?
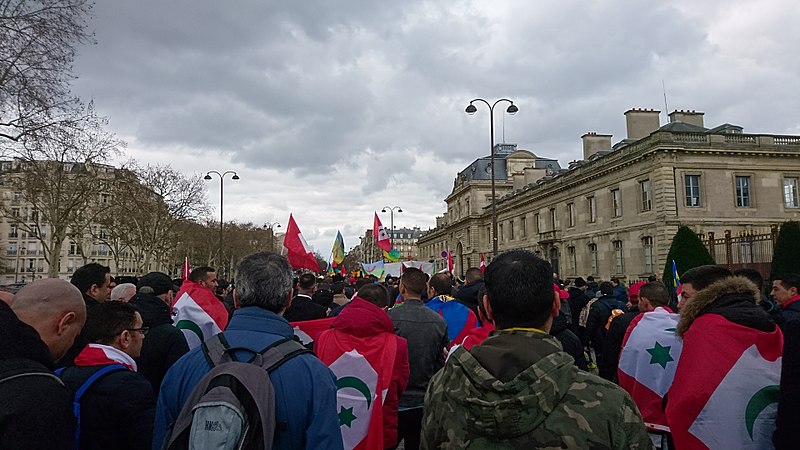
left=152, top=307, right=343, bottom=450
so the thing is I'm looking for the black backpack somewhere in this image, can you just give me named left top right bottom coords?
left=163, top=334, right=310, bottom=450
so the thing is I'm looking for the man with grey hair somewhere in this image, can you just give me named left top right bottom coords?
left=152, top=252, right=343, bottom=450
left=0, top=279, right=87, bottom=449
left=110, top=283, right=137, bottom=302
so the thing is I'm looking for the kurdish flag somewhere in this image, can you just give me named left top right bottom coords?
left=332, top=231, right=345, bottom=266
left=666, top=314, right=783, bottom=449
left=172, top=280, right=229, bottom=349
left=316, top=315, right=400, bottom=449
left=617, top=306, right=682, bottom=429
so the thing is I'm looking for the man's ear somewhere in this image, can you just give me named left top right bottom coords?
left=233, top=289, right=240, bottom=310
left=56, top=311, right=77, bottom=337
left=118, top=330, right=131, bottom=351
left=551, top=292, right=560, bottom=317
left=482, top=294, right=495, bottom=324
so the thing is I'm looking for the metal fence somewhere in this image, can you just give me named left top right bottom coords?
left=703, top=226, right=779, bottom=279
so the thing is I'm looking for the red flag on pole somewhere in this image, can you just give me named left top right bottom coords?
left=447, top=250, right=454, bottom=273
left=479, top=253, right=486, bottom=273
left=182, top=256, right=191, bottom=280
left=373, top=213, right=392, bottom=252
left=283, top=214, right=321, bottom=272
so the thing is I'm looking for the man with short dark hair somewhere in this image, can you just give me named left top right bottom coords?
left=388, top=268, right=448, bottom=450
left=422, top=250, right=651, bottom=448
left=772, top=273, right=800, bottom=323
left=426, top=273, right=478, bottom=347
left=316, top=284, right=410, bottom=449
left=58, top=301, right=155, bottom=450
left=677, top=265, right=732, bottom=308
left=0, top=279, right=86, bottom=449
left=171, top=265, right=228, bottom=349
left=456, top=267, right=484, bottom=317
left=284, top=272, right=328, bottom=322
left=70, top=262, right=113, bottom=308
left=129, top=272, right=189, bottom=394
left=153, top=252, right=342, bottom=450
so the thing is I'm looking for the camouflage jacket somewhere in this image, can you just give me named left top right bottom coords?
left=421, top=330, right=653, bottom=449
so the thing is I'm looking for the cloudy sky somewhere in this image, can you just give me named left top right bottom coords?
left=70, top=0, right=800, bottom=256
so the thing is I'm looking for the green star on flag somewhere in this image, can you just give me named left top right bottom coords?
left=646, top=341, right=674, bottom=369
left=338, top=406, right=357, bottom=427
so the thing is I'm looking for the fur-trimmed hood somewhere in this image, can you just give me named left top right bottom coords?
left=677, top=276, right=762, bottom=337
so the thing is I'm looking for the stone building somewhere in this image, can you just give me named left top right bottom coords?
left=417, top=108, right=800, bottom=280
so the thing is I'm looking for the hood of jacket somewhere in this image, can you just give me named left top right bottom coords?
left=0, top=300, right=54, bottom=367
left=439, top=331, right=576, bottom=437
left=678, top=276, right=773, bottom=336
left=129, top=292, right=173, bottom=327
left=332, top=296, right=393, bottom=338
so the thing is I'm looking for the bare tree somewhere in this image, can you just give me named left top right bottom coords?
left=0, top=0, right=95, bottom=145
left=0, top=105, right=122, bottom=277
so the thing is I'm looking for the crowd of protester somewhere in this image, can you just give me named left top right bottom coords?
left=1, top=250, right=797, bottom=449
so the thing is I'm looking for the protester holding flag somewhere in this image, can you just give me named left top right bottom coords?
left=617, top=281, right=680, bottom=441
left=315, top=284, right=410, bottom=450
left=666, top=271, right=783, bottom=449
left=171, top=266, right=228, bottom=350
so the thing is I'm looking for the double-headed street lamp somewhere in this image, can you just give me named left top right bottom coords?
left=264, top=221, right=281, bottom=252
left=204, top=170, right=239, bottom=270
left=466, top=98, right=518, bottom=257
left=381, top=206, right=403, bottom=240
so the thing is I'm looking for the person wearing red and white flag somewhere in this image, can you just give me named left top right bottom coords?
left=617, top=281, right=681, bottom=435
left=284, top=213, right=321, bottom=272
left=666, top=267, right=783, bottom=449
left=172, top=266, right=228, bottom=349
left=373, top=212, right=392, bottom=252
left=315, top=284, right=409, bottom=450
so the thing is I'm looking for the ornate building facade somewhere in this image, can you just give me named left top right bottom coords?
left=417, top=108, right=800, bottom=280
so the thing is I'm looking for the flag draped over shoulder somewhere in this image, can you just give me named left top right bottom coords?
left=617, top=306, right=682, bottom=429
left=316, top=327, right=398, bottom=449
left=284, top=214, right=320, bottom=272
left=332, top=231, right=345, bottom=266
left=666, top=314, right=783, bottom=449
left=172, top=281, right=228, bottom=349
left=373, top=213, right=392, bottom=252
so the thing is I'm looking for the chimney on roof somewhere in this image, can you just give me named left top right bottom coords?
left=581, top=132, right=612, bottom=159
left=624, top=108, right=661, bottom=140
left=668, top=109, right=705, bottom=128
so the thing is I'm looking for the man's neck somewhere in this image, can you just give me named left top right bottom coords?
left=297, top=291, right=314, bottom=297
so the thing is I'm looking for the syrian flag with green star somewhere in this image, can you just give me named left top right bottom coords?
left=617, top=306, right=682, bottom=430
left=666, top=314, right=783, bottom=449
left=315, top=331, right=398, bottom=449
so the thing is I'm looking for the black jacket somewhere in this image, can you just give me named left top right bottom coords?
left=59, top=363, right=155, bottom=450
left=283, top=294, right=328, bottom=322
left=567, top=287, right=592, bottom=337
left=56, top=293, right=101, bottom=367
left=776, top=319, right=800, bottom=449
left=600, top=309, right=640, bottom=381
left=0, top=301, right=74, bottom=450
left=582, top=295, right=625, bottom=350
left=129, top=292, right=189, bottom=394
left=456, top=279, right=485, bottom=317
left=550, top=314, right=588, bottom=371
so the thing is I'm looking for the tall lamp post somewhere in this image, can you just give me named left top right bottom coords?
left=465, top=98, right=518, bottom=257
left=204, top=170, right=240, bottom=273
left=264, top=221, right=281, bottom=253
left=381, top=206, right=403, bottom=240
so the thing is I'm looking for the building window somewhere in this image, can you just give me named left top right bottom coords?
left=735, top=175, right=751, bottom=207
left=588, top=196, right=596, bottom=223
left=643, top=236, right=654, bottom=274
left=640, top=180, right=652, bottom=211
left=784, top=177, right=799, bottom=208
left=613, top=240, right=624, bottom=274
left=499, top=224, right=504, bottom=242
left=611, top=189, right=622, bottom=217
left=509, top=220, right=515, bottom=240
left=8, top=225, right=17, bottom=238
left=568, top=246, right=576, bottom=274
left=534, top=213, right=540, bottom=233
left=685, top=175, right=701, bottom=207
left=550, top=208, right=556, bottom=230
left=520, top=216, right=527, bottom=237
left=567, top=203, right=575, bottom=227
left=589, top=243, right=598, bottom=275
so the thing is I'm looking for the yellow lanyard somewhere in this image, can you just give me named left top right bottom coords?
left=501, top=327, right=547, bottom=335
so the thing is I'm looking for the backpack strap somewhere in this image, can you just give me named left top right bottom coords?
left=257, top=339, right=312, bottom=372
left=201, top=333, right=235, bottom=367
left=61, top=364, right=129, bottom=450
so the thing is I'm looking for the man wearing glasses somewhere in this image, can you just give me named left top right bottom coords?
left=58, top=301, right=155, bottom=450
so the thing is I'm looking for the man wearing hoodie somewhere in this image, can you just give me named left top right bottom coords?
left=422, top=250, right=652, bottom=449
left=129, top=272, right=189, bottom=394
left=315, top=284, right=409, bottom=450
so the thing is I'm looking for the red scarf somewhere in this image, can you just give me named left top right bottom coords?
left=74, top=343, right=137, bottom=371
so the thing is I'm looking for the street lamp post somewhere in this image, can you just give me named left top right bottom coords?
left=264, top=221, right=281, bottom=253
left=466, top=98, right=518, bottom=257
left=204, top=170, right=240, bottom=273
left=381, top=206, right=403, bottom=240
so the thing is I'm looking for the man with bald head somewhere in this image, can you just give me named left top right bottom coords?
left=0, top=279, right=87, bottom=449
